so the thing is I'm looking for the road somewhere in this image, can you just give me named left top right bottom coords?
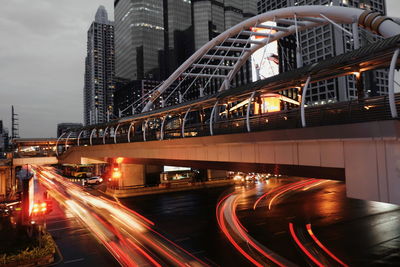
left=122, top=178, right=400, bottom=266
left=33, top=167, right=400, bottom=266
left=33, top=166, right=208, bottom=267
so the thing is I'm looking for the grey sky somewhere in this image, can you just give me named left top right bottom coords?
left=0, top=0, right=113, bottom=138
left=0, top=1, right=399, bottom=138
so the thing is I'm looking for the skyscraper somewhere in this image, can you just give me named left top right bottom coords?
left=113, top=0, right=258, bottom=115
left=114, top=0, right=165, bottom=81
left=84, top=6, right=115, bottom=126
left=257, top=0, right=388, bottom=104
left=193, top=0, right=258, bottom=50
left=114, top=0, right=193, bottom=81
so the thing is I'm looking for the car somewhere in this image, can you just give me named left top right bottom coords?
left=85, top=176, right=103, bottom=185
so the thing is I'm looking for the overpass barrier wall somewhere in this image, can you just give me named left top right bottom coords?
left=64, top=94, right=400, bottom=148
left=60, top=120, right=400, bottom=205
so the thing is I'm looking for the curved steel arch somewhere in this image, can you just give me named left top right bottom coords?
left=142, top=5, right=400, bottom=112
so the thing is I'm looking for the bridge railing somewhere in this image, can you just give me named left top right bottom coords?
left=68, top=94, right=400, bottom=149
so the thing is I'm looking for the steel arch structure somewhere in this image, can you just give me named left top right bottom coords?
left=56, top=6, right=400, bottom=155
left=139, top=5, right=399, bottom=113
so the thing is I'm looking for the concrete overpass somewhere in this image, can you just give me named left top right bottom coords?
left=60, top=120, right=400, bottom=205
left=16, top=6, right=400, bottom=205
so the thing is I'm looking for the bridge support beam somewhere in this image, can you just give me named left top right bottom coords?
left=344, top=139, right=400, bottom=205
left=207, top=169, right=228, bottom=181
left=118, top=164, right=145, bottom=187
left=389, top=48, right=399, bottom=118
left=300, top=76, right=311, bottom=128
left=118, top=164, right=163, bottom=188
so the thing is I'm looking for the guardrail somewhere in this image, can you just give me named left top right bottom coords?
left=64, top=94, right=400, bottom=150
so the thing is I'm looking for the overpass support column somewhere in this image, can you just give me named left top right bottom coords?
left=389, top=48, right=399, bottom=118
left=344, top=139, right=400, bottom=205
left=300, top=76, right=311, bottom=128
left=207, top=169, right=228, bottom=181
left=119, top=164, right=163, bottom=187
left=119, top=164, right=146, bottom=187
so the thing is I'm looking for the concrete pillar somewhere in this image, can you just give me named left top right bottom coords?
left=119, top=163, right=145, bottom=187
left=119, top=164, right=163, bottom=187
left=145, top=165, right=163, bottom=185
left=344, top=139, right=400, bottom=205
left=207, top=169, right=228, bottom=181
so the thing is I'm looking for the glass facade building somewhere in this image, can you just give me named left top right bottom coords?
left=193, top=0, right=257, bottom=50
left=84, top=6, right=115, bottom=125
left=257, top=0, right=388, bottom=104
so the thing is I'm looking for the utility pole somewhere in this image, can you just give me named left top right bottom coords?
left=11, top=105, right=19, bottom=141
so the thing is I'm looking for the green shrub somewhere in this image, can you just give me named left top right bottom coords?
left=0, top=232, right=55, bottom=266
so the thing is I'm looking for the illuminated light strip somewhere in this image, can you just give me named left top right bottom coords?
left=289, top=223, right=324, bottom=267
left=144, top=225, right=210, bottom=266
left=232, top=202, right=248, bottom=232
left=306, top=224, right=349, bottom=267
left=253, top=179, right=314, bottom=209
left=108, top=241, right=139, bottom=267
left=216, top=192, right=234, bottom=227
left=126, top=238, right=162, bottom=267
left=38, top=167, right=204, bottom=266
left=116, top=201, right=155, bottom=226
left=268, top=180, right=319, bottom=210
left=137, top=231, right=187, bottom=267
left=229, top=197, right=286, bottom=267
left=38, top=168, right=140, bottom=267
left=302, top=180, right=328, bottom=191
left=217, top=200, right=264, bottom=267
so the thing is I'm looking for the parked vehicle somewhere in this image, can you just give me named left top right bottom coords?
left=85, top=176, right=103, bottom=185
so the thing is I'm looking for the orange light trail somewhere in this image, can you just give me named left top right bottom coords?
left=230, top=196, right=286, bottom=267
left=33, top=165, right=206, bottom=267
left=217, top=199, right=264, bottom=267
left=289, top=223, right=324, bottom=267
left=268, top=179, right=319, bottom=210
left=253, top=179, right=315, bottom=210
left=126, top=238, right=162, bottom=267
left=306, top=224, right=348, bottom=267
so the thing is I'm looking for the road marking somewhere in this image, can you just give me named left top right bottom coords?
left=64, top=258, right=84, bottom=264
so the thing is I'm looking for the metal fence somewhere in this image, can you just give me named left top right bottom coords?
left=72, top=94, right=400, bottom=147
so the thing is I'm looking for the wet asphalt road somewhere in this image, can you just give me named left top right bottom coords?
left=122, top=178, right=400, bottom=267
left=45, top=193, right=120, bottom=267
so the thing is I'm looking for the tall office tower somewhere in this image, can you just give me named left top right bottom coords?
left=84, top=6, right=115, bottom=126
left=190, top=0, right=257, bottom=97
left=114, top=0, right=164, bottom=81
left=114, top=0, right=193, bottom=81
left=193, top=0, right=257, bottom=50
left=257, top=0, right=388, bottom=104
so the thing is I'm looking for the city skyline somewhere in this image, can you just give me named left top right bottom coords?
left=0, top=0, right=400, bottom=137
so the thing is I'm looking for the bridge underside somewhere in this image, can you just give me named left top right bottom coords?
left=61, top=120, right=400, bottom=205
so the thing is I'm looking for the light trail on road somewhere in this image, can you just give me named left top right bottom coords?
left=32, top=165, right=208, bottom=267
left=217, top=178, right=340, bottom=266
left=216, top=187, right=295, bottom=266
left=306, top=224, right=348, bottom=267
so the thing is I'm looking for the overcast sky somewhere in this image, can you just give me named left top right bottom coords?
left=0, top=1, right=399, bottom=138
left=0, top=0, right=113, bottom=138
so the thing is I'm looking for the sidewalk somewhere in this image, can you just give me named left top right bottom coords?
left=105, top=179, right=235, bottom=198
